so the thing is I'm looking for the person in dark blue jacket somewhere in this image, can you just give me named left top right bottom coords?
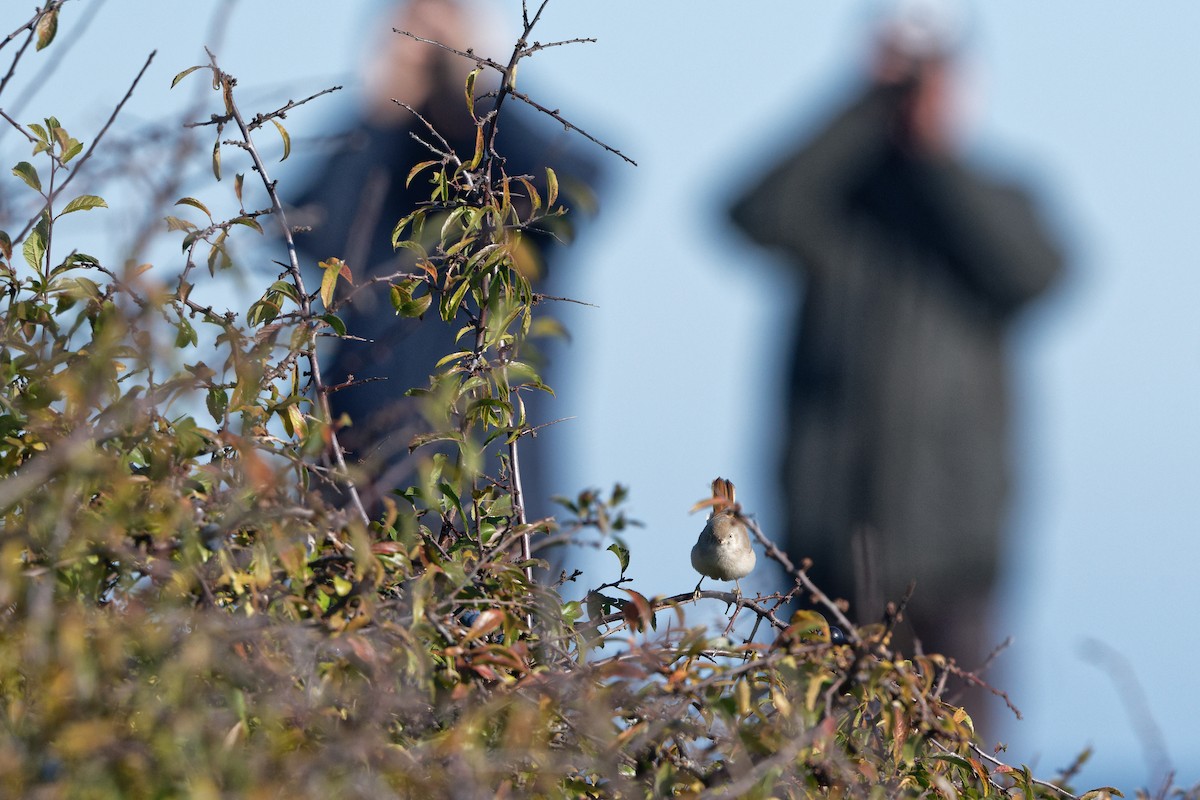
left=293, top=0, right=600, bottom=511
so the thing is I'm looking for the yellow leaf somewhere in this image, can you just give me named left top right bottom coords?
left=736, top=678, right=751, bottom=716
left=805, top=669, right=828, bottom=711
left=285, top=404, right=307, bottom=440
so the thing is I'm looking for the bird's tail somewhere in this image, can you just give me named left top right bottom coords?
left=711, top=477, right=736, bottom=510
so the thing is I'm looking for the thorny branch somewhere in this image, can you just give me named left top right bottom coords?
left=0, top=2, right=55, bottom=98
left=393, top=19, right=635, bottom=167
left=202, top=49, right=369, bottom=526
left=743, top=515, right=860, bottom=642
left=13, top=49, right=157, bottom=245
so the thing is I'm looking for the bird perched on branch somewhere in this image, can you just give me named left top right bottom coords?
left=690, top=477, right=757, bottom=597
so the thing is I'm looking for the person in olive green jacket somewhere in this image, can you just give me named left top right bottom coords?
left=730, top=6, right=1064, bottom=674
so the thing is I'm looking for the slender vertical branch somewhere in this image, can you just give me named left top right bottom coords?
left=509, top=397, right=532, bottom=583
left=207, top=51, right=369, bottom=526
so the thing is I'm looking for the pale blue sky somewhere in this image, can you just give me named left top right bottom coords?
left=8, top=1, right=1199, bottom=791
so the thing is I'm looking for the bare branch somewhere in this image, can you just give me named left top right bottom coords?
left=521, top=37, right=597, bottom=56
left=0, top=106, right=37, bottom=145
left=247, top=85, right=342, bottom=131
left=14, top=49, right=157, bottom=244
left=8, top=0, right=108, bottom=119
left=393, top=28, right=506, bottom=74
left=743, top=516, right=859, bottom=643
left=0, top=3, right=45, bottom=98
left=205, top=49, right=369, bottom=526
left=506, top=87, right=636, bottom=166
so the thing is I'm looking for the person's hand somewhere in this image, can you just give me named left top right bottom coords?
left=870, top=6, right=961, bottom=156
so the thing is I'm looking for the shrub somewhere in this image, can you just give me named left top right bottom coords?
left=0, top=3, right=1179, bottom=798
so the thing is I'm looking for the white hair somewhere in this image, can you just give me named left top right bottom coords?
left=878, top=0, right=970, bottom=58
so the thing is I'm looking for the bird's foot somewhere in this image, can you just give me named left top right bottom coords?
left=724, top=581, right=744, bottom=614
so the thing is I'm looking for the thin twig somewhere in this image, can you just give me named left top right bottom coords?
left=247, top=85, right=343, bottom=131
left=14, top=50, right=157, bottom=245
left=0, top=3, right=47, bottom=98
left=532, top=291, right=598, bottom=308
left=521, top=37, right=597, bottom=56
left=945, top=660, right=1024, bottom=720
left=506, top=88, right=636, bottom=165
left=0, top=106, right=38, bottom=146
left=966, top=741, right=1081, bottom=800
left=8, top=0, right=107, bottom=119
left=743, top=517, right=860, bottom=643
left=393, top=21, right=635, bottom=167
left=205, top=49, right=369, bottom=526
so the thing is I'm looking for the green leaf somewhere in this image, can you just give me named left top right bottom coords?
left=231, top=216, right=263, bottom=234
left=12, top=162, right=41, bottom=192
left=271, top=119, right=291, bottom=161
left=206, top=230, right=230, bottom=274
left=319, top=313, right=346, bottom=337
left=607, top=542, right=630, bottom=575
left=0, top=230, right=11, bottom=261
left=465, top=125, right=485, bottom=171
left=23, top=224, right=45, bottom=273
left=164, top=216, right=198, bottom=233
left=247, top=297, right=280, bottom=327
left=206, top=387, right=229, bottom=422
left=560, top=600, right=583, bottom=626
left=517, top=177, right=542, bottom=214
left=441, top=275, right=473, bottom=322
left=282, top=404, right=308, bottom=439
left=546, top=166, right=559, bottom=206
left=62, top=275, right=101, bottom=300
left=59, top=195, right=108, bottom=216
left=389, top=282, right=432, bottom=318
left=318, top=258, right=350, bottom=309
left=320, top=267, right=338, bottom=309
left=171, top=65, right=205, bottom=88
left=64, top=252, right=100, bottom=268
left=464, top=67, right=480, bottom=118
left=437, top=481, right=467, bottom=530
left=405, top=160, right=439, bottom=189
left=175, top=317, right=198, bottom=348
left=175, top=196, right=213, bottom=220
left=405, top=292, right=432, bottom=318
left=212, top=139, right=221, bottom=181
left=61, top=140, right=83, bottom=164
left=408, top=430, right=462, bottom=453
left=266, top=280, right=300, bottom=302
left=35, top=8, right=57, bottom=51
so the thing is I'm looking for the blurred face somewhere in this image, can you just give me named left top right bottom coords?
left=362, top=0, right=478, bottom=125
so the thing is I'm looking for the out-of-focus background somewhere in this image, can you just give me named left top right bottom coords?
left=8, top=0, right=1198, bottom=790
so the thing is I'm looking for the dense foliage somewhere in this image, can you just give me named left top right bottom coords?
left=0, top=3, right=1184, bottom=798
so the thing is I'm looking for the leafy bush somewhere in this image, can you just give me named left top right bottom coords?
left=0, top=3, right=1184, bottom=798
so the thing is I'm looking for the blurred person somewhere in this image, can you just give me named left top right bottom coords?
left=292, top=0, right=601, bottom=512
left=729, top=0, right=1064, bottom=677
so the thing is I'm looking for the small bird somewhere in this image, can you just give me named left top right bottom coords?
left=690, top=477, right=757, bottom=597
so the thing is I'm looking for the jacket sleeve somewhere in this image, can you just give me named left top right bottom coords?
left=730, top=83, right=1064, bottom=313
left=729, top=84, right=905, bottom=275
left=900, top=158, right=1065, bottom=314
